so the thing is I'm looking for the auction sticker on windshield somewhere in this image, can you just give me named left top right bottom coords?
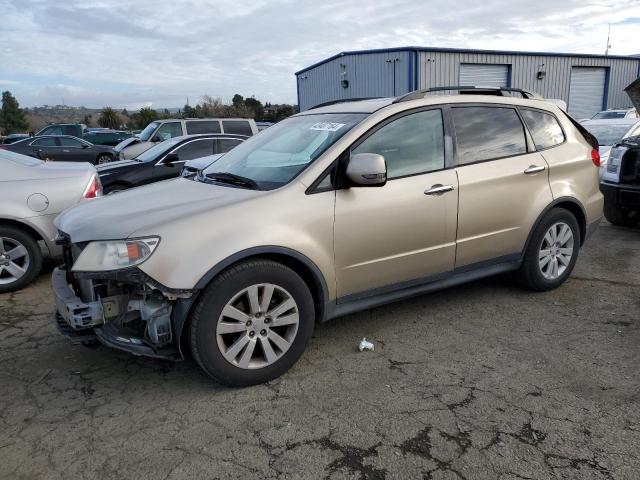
left=310, top=122, right=345, bottom=132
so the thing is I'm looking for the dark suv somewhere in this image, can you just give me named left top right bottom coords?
left=83, top=130, right=132, bottom=146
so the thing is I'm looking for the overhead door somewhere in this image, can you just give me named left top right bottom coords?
left=459, top=64, right=510, bottom=87
left=568, top=67, right=607, bottom=119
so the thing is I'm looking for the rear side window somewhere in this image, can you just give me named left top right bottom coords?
left=452, top=106, right=527, bottom=164
left=222, top=121, right=252, bottom=136
left=186, top=120, right=221, bottom=135
left=59, top=137, right=83, bottom=147
left=352, top=109, right=445, bottom=179
left=520, top=109, right=565, bottom=150
left=215, top=138, right=243, bottom=154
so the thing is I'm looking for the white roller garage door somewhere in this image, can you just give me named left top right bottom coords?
left=459, top=64, right=510, bottom=87
left=568, top=67, right=607, bottom=120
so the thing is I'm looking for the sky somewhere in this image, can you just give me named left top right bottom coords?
left=1, top=0, right=639, bottom=109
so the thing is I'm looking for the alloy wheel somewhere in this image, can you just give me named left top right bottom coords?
left=538, top=222, right=574, bottom=280
left=216, top=283, right=299, bottom=369
left=0, top=237, right=30, bottom=286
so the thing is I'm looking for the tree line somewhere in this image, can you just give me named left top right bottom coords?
left=0, top=90, right=297, bottom=135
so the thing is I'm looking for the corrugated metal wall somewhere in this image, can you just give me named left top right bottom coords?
left=296, top=50, right=413, bottom=111
left=417, top=50, right=639, bottom=111
left=296, top=49, right=640, bottom=112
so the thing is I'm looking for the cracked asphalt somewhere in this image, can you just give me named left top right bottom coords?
left=1, top=222, right=639, bottom=480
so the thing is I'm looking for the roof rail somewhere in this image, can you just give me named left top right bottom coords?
left=309, top=97, right=383, bottom=110
left=393, top=86, right=542, bottom=103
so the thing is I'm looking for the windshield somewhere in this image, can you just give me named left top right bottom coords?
left=583, top=124, right=632, bottom=146
left=136, top=137, right=183, bottom=162
left=202, top=113, right=366, bottom=189
left=0, top=149, right=43, bottom=166
left=138, top=122, right=160, bottom=141
left=592, top=111, right=625, bottom=120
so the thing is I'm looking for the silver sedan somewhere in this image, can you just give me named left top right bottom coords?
left=0, top=149, right=101, bottom=292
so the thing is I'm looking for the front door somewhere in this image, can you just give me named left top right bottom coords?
left=334, top=108, right=458, bottom=298
left=450, top=105, right=553, bottom=267
left=153, top=138, right=215, bottom=182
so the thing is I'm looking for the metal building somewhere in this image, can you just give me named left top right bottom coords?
left=295, top=47, right=640, bottom=118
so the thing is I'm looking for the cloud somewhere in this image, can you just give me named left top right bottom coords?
left=1, top=0, right=638, bottom=108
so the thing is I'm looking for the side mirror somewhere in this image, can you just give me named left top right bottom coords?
left=82, top=144, right=89, bottom=149
left=163, top=153, right=179, bottom=166
left=346, top=153, right=387, bottom=187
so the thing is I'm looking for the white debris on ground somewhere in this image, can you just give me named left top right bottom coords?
left=358, top=338, right=374, bottom=352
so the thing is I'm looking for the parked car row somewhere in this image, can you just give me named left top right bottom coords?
left=115, top=118, right=258, bottom=159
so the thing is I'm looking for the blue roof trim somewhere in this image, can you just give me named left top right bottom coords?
left=295, top=46, right=640, bottom=76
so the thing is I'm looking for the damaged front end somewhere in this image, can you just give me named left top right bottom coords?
left=52, top=235, right=193, bottom=360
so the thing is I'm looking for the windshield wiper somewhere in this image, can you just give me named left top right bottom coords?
left=202, top=171, right=259, bottom=190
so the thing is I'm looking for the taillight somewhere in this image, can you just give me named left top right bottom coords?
left=591, top=149, right=601, bottom=167
left=0, top=145, right=7, bottom=149
left=83, top=175, right=102, bottom=199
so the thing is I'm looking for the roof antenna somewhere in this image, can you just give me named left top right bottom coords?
left=605, top=23, right=611, bottom=56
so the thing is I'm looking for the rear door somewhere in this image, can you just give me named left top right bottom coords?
left=334, top=108, right=458, bottom=298
left=452, top=105, right=553, bottom=267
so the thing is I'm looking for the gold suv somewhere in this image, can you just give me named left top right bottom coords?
left=52, top=87, right=604, bottom=386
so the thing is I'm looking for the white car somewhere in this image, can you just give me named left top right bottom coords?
left=581, top=118, right=640, bottom=176
left=591, top=108, right=638, bottom=120
left=0, top=149, right=101, bottom=292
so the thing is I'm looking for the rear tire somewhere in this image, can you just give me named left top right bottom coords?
left=516, top=208, right=580, bottom=291
left=604, top=198, right=638, bottom=227
left=96, top=153, right=113, bottom=164
left=190, top=259, right=315, bottom=386
left=0, top=226, right=43, bottom=293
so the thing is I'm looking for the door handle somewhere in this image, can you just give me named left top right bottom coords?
left=424, top=184, right=454, bottom=196
left=524, top=165, right=545, bottom=174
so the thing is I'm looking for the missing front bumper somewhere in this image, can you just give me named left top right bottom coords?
left=51, top=267, right=181, bottom=360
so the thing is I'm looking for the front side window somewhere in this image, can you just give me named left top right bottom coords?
left=154, top=122, right=183, bottom=141
left=40, top=126, right=63, bottom=136
left=452, top=106, right=527, bottom=164
left=172, top=139, right=214, bottom=161
left=202, top=113, right=366, bottom=190
left=32, top=138, right=57, bottom=147
left=352, top=109, right=445, bottom=179
left=520, top=109, right=565, bottom=150
left=186, top=121, right=221, bottom=135
left=136, top=137, right=184, bottom=162
left=222, top=121, right=253, bottom=136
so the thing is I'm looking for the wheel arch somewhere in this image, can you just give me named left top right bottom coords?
left=522, top=196, right=587, bottom=260
left=174, top=246, right=331, bottom=356
left=0, top=218, right=47, bottom=248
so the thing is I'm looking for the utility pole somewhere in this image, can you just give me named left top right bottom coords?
left=605, top=23, right=611, bottom=56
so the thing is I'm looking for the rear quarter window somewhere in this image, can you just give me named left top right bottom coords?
left=186, top=121, right=221, bottom=134
left=222, top=120, right=253, bottom=136
left=520, top=109, right=565, bottom=150
left=452, top=106, right=527, bottom=165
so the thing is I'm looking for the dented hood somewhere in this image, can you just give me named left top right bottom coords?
left=55, top=177, right=261, bottom=242
left=625, top=77, right=640, bottom=113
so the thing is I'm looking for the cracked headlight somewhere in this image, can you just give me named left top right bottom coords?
left=72, top=237, right=160, bottom=272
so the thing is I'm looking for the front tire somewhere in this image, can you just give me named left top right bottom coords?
left=517, top=208, right=580, bottom=291
left=0, top=226, right=43, bottom=293
left=190, top=260, right=315, bottom=386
